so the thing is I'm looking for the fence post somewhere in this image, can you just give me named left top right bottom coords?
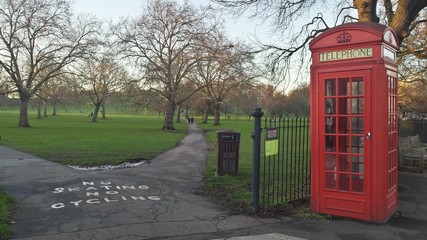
left=252, top=107, right=264, bottom=213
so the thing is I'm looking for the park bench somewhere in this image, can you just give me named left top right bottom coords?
left=399, top=135, right=427, bottom=173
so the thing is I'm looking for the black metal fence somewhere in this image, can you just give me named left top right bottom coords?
left=399, top=119, right=427, bottom=143
left=250, top=114, right=426, bottom=211
left=260, top=117, right=311, bottom=207
left=252, top=108, right=311, bottom=211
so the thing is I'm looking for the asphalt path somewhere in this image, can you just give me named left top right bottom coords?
left=1, top=124, right=427, bottom=240
left=0, top=124, right=285, bottom=240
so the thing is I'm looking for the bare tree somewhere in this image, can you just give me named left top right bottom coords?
left=228, top=84, right=259, bottom=120
left=114, top=0, right=214, bottom=130
left=76, top=56, right=128, bottom=123
left=397, top=15, right=426, bottom=112
left=257, top=84, right=285, bottom=118
left=175, top=81, right=198, bottom=123
left=0, top=0, right=99, bottom=127
left=214, top=0, right=427, bottom=84
left=194, top=31, right=258, bottom=125
left=284, top=83, right=310, bottom=117
left=399, top=80, right=427, bottom=113
left=36, top=74, right=70, bottom=117
left=148, top=92, right=167, bottom=118
left=187, top=90, right=211, bottom=122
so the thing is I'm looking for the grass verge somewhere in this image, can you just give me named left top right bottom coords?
left=199, top=117, right=313, bottom=217
left=0, top=188, right=13, bottom=240
left=198, top=118, right=256, bottom=214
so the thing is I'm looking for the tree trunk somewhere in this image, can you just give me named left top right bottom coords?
left=52, top=104, right=57, bottom=116
left=18, top=95, right=31, bottom=127
left=37, top=101, right=42, bottom=119
left=176, top=104, right=182, bottom=123
left=202, top=107, right=209, bottom=124
left=92, top=102, right=101, bottom=123
left=213, top=104, right=221, bottom=126
left=43, top=100, right=48, bottom=118
left=353, top=0, right=427, bottom=44
left=353, top=0, right=379, bottom=23
left=389, top=0, right=427, bottom=44
left=101, top=102, right=106, bottom=119
left=162, top=101, right=176, bottom=130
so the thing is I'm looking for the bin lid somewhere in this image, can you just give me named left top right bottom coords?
left=217, top=129, right=240, bottom=134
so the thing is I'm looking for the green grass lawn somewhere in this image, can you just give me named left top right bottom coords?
left=198, top=118, right=256, bottom=214
left=0, top=111, right=187, bottom=166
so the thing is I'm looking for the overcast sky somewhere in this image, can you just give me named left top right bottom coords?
left=72, top=0, right=272, bottom=44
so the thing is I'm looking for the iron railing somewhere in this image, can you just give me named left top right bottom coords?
left=252, top=108, right=311, bottom=211
left=260, top=117, right=311, bottom=207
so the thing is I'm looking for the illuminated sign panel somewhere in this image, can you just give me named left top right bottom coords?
left=382, top=46, right=396, bottom=62
left=320, top=48, right=373, bottom=62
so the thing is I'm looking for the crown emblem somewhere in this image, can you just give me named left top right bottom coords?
left=336, top=31, right=352, bottom=43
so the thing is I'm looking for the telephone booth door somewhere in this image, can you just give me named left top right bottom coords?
left=319, top=70, right=371, bottom=220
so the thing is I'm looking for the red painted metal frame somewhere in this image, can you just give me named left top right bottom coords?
left=309, top=22, right=399, bottom=223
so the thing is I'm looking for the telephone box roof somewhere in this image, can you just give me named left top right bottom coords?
left=310, top=22, right=399, bottom=50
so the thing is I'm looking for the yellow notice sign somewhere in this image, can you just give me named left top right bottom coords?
left=265, top=139, right=279, bottom=156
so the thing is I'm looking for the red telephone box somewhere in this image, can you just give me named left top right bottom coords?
left=309, top=22, right=399, bottom=222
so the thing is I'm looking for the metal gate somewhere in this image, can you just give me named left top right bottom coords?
left=252, top=108, right=310, bottom=211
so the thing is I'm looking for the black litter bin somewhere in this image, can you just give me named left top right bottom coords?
left=217, top=130, right=241, bottom=176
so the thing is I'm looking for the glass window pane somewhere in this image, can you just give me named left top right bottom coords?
left=325, top=117, right=335, bottom=133
left=338, top=174, right=350, bottom=191
left=338, top=155, right=350, bottom=172
left=338, top=98, right=348, bottom=114
left=325, top=172, right=337, bottom=190
left=352, top=136, right=364, bottom=154
left=352, top=175, right=364, bottom=193
left=352, top=156, right=364, bottom=173
left=352, top=136, right=360, bottom=147
left=351, top=77, right=364, bottom=95
left=352, top=98, right=364, bottom=114
left=338, top=117, right=349, bottom=134
left=325, top=135, right=336, bottom=152
left=338, top=136, right=349, bottom=153
left=351, top=117, right=364, bottom=133
left=393, top=115, right=398, bottom=132
left=325, top=99, right=335, bottom=115
left=388, top=133, right=393, bottom=151
left=338, top=78, right=350, bottom=96
left=325, top=79, right=336, bottom=96
left=325, top=154, right=336, bottom=170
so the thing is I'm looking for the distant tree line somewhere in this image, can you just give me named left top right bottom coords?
left=0, top=80, right=310, bottom=119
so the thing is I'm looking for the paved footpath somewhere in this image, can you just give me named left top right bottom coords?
left=1, top=124, right=427, bottom=240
